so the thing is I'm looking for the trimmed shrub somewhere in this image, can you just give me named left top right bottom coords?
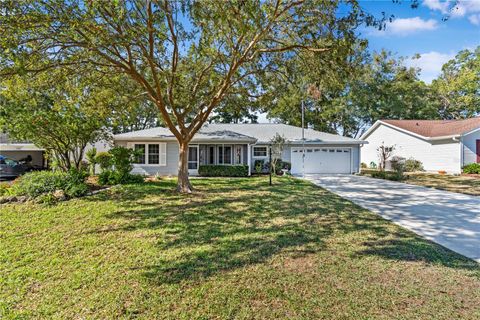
left=64, top=168, right=89, bottom=197
left=198, top=165, right=249, bottom=177
left=369, top=161, right=377, bottom=169
left=463, top=163, right=480, bottom=174
left=390, top=156, right=405, bottom=175
left=98, top=170, right=144, bottom=185
left=361, top=162, right=368, bottom=169
left=404, top=158, right=424, bottom=172
left=64, top=183, right=89, bottom=198
left=9, top=169, right=89, bottom=199
left=95, top=152, right=112, bottom=171
left=254, top=160, right=264, bottom=174
left=109, top=146, right=136, bottom=175
left=10, top=171, right=68, bottom=198
left=360, top=169, right=379, bottom=175
left=273, top=160, right=291, bottom=175
left=98, top=170, right=115, bottom=185
left=96, top=147, right=144, bottom=185
left=371, top=170, right=405, bottom=182
left=371, top=171, right=387, bottom=179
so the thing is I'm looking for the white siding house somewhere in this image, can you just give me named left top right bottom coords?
left=361, top=119, right=480, bottom=174
left=113, top=123, right=365, bottom=176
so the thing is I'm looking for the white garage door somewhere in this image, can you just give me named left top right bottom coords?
left=291, top=147, right=352, bottom=174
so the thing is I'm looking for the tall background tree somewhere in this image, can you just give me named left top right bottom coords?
left=0, top=0, right=380, bottom=192
left=104, top=75, right=163, bottom=134
left=430, top=46, right=480, bottom=120
left=267, top=49, right=439, bottom=138
left=0, top=70, right=111, bottom=170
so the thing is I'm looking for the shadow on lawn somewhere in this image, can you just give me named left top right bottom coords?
left=356, top=232, right=480, bottom=272
left=94, top=177, right=480, bottom=284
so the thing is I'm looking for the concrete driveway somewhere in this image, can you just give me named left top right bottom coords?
left=303, top=174, right=480, bottom=263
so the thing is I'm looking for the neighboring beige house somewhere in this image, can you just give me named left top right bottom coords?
left=361, top=118, right=480, bottom=174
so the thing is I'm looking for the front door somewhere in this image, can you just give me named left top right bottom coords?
left=477, top=140, right=480, bottom=163
left=188, top=145, right=199, bottom=174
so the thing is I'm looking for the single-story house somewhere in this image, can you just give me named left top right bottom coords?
left=0, top=133, right=46, bottom=168
left=113, top=123, right=365, bottom=176
left=360, top=118, right=480, bottom=174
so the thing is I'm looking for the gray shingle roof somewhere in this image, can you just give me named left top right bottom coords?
left=113, top=123, right=363, bottom=144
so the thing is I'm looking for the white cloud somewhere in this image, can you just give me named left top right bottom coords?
left=388, top=17, right=439, bottom=35
left=468, top=13, right=480, bottom=25
left=452, top=0, right=480, bottom=17
left=369, top=17, right=439, bottom=36
left=423, top=0, right=451, bottom=14
left=405, top=51, right=455, bottom=83
left=423, top=0, right=480, bottom=24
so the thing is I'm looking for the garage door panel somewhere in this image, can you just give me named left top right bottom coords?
left=291, top=147, right=351, bottom=174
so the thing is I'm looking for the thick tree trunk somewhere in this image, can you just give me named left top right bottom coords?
left=177, top=140, right=193, bottom=193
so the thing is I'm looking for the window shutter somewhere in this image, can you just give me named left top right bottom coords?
left=160, top=143, right=167, bottom=166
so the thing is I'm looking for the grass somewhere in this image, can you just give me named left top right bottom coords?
left=1, top=177, right=479, bottom=319
left=361, top=170, right=480, bottom=196
left=404, top=173, right=480, bottom=196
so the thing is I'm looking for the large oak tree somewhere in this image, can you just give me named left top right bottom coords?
left=0, top=0, right=379, bottom=192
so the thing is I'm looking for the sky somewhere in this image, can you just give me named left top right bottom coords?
left=361, top=0, right=480, bottom=83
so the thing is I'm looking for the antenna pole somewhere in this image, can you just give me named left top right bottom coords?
left=302, top=100, right=305, bottom=178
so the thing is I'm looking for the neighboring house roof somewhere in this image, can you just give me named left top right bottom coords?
left=114, top=123, right=364, bottom=144
left=0, top=133, right=45, bottom=151
left=0, top=143, right=45, bottom=152
left=361, top=118, right=480, bottom=141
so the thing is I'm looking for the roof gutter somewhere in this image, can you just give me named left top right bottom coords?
left=256, top=140, right=366, bottom=145
left=428, top=134, right=461, bottom=141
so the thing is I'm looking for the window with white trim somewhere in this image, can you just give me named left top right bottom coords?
left=253, top=146, right=268, bottom=157
left=132, top=143, right=167, bottom=166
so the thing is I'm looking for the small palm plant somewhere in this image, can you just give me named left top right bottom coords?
left=85, top=147, right=97, bottom=176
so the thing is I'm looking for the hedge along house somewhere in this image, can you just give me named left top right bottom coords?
left=360, top=118, right=480, bottom=174
left=113, top=123, right=365, bottom=176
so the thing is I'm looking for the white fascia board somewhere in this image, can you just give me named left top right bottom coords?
left=0, top=143, right=45, bottom=151
left=461, top=126, right=480, bottom=137
left=287, top=140, right=366, bottom=145
left=114, top=136, right=176, bottom=141
left=115, top=137, right=257, bottom=144
left=366, top=121, right=459, bottom=142
left=359, top=120, right=382, bottom=140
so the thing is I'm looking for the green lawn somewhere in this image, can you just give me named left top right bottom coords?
left=1, top=177, right=479, bottom=319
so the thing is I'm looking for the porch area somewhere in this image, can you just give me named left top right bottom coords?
left=187, top=144, right=250, bottom=173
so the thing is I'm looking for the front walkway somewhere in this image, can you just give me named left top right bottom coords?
left=302, top=174, right=480, bottom=263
